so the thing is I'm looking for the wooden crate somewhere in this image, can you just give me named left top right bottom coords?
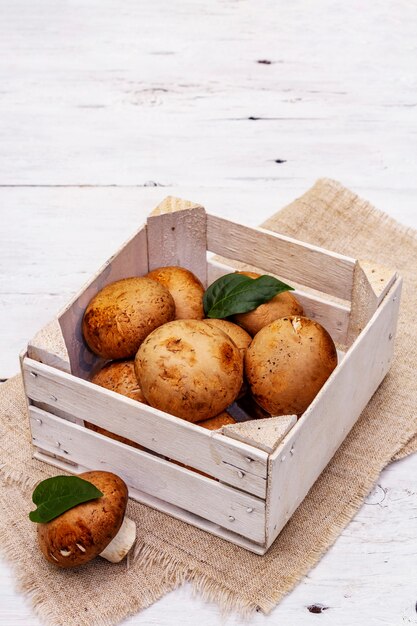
left=20, top=197, right=402, bottom=555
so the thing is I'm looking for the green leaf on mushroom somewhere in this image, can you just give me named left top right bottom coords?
left=203, top=273, right=294, bottom=319
left=29, top=475, right=103, bottom=523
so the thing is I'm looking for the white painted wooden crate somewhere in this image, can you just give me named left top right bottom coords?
left=20, top=197, right=402, bottom=555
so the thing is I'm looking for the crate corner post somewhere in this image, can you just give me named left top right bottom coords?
left=146, top=196, right=208, bottom=286
left=347, top=259, right=398, bottom=345
left=27, top=319, right=71, bottom=374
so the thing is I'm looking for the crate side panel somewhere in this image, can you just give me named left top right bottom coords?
left=30, top=407, right=265, bottom=544
left=266, top=277, right=402, bottom=547
left=58, top=225, right=149, bottom=378
left=22, top=358, right=268, bottom=497
left=206, top=214, right=356, bottom=301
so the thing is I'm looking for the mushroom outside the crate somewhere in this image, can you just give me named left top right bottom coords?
left=37, top=471, right=136, bottom=568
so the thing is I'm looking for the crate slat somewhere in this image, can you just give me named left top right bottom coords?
left=22, top=357, right=268, bottom=497
left=30, top=406, right=266, bottom=544
left=206, top=214, right=356, bottom=301
left=266, top=277, right=402, bottom=547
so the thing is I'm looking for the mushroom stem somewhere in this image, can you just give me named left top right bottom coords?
left=99, top=516, right=136, bottom=563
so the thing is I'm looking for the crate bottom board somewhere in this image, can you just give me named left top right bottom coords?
left=33, top=450, right=268, bottom=555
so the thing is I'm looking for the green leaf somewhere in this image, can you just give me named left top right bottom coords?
left=203, top=273, right=294, bottom=319
left=29, top=476, right=103, bottom=523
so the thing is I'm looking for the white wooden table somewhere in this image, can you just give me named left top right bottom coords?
left=1, top=2, right=417, bottom=624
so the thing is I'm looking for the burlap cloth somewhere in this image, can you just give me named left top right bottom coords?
left=1, top=178, right=416, bottom=625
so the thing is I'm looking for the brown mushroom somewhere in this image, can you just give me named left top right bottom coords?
left=135, top=319, right=243, bottom=422
left=202, top=319, right=251, bottom=399
left=90, top=360, right=146, bottom=403
left=202, top=319, right=252, bottom=356
left=197, top=411, right=237, bottom=430
left=146, top=266, right=205, bottom=319
left=37, top=471, right=136, bottom=568
left=245, top=316, right=338, bottom=416
left=82, top=277, right=175, bottom=359
left=233, top=271, right=304, bottom=336
left=85, top=360, right=145, bottom=449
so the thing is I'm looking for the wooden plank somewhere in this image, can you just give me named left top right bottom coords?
left=347, top=260, right=397, bottom=345
left=58, top=224, right=149, bottom=379
left=266, top=277, right=402, bottom=548
left=206, top=214, right=356, bottom=301
left=30, top=406, right=266, bottom=544
left=33, top=450, right=267, bottom=555
left=207, top=258, right=351, bottom=344
left=22, top=357, right=268, bottom=496
left=147, top=197, right=207, bottom=286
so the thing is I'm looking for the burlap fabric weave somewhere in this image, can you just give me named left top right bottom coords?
left=1, top=178, right=416, bottom=625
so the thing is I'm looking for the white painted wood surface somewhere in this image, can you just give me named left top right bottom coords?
left=1, top=0, right=417, bottom=624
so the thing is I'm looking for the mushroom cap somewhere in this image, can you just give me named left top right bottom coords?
left=197, top=411, right=236, bottom=430
left=146, top=266, right=205, bottom=320
left=90, top=360, right=146, bottom=403
left=86, top=361, right=145, bottom=449
left=245, top=316, right=338, bottom=416
left=202, top=319, right=251, bottom=399
left=233, top=271, right=304, bottom=336
left=135, top=319, right=243, bottom=422
left=82, top=277, right=175, bottom=359
left=37, top=471, right=128, bottom=568
left=202, top=319, right=252, bottom=355
left=84, top=421, right=144, bottom=450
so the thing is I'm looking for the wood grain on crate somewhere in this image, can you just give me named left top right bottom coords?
left=22, top=358, right=268, bottom=497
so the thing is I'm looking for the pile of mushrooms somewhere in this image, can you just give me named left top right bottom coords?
left=82, top=265, right=337, bottom=424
